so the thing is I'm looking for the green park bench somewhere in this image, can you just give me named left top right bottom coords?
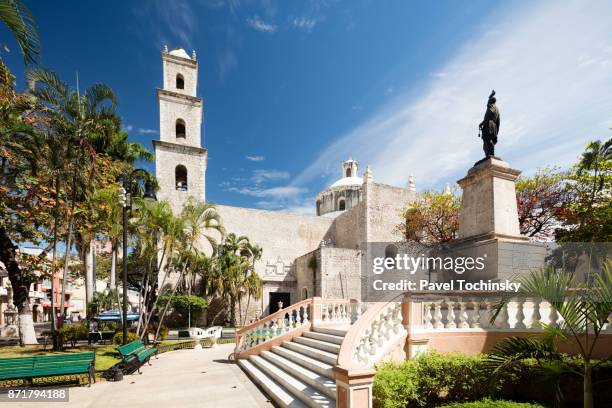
left=0, top=352, right=96, bottom=386
left=117, top=339, right=157, bottom=374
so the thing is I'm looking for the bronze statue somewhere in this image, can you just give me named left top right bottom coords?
left=478, top=90, right=500, bottom=158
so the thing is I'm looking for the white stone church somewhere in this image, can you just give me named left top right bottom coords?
left=153, top=47, right=419, bottom=318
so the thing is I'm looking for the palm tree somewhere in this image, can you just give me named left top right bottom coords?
left=242, top=242, right=262, bottom=325
left=135, top=200, right=178, bottom=338
left=214, top=234, right=263, bottom=327
left=487, top=262, right=612, bottom=408
left=577, top=138, right=612, bottom=216
left=26, top=67, right=119, bottom=321
left=153, top=199, right=223, bottom=339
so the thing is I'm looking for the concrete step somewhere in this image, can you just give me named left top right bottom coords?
left=271, top=345, right=335, bottom=378
left=303, top=331, right=345, bottom=345
left=261, top=350, right=336, bottom=400
left=312, top=326, right=348, bottom=337
left=250, top=355, right=335, bottom=408
left=294, top=336, right=341, bottom=354
left=238, top=359, right=308, bottom=408
left=282, top=341, right=338, bottom=365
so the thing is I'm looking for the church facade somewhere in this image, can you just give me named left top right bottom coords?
left=153, top=48, right=419, bottom=319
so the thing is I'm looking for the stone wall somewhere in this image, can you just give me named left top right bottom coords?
left=318, top=247, right=361, bottom=299
left=329, top=204, right=364, bottom=250
left=295, top=249, right=320, bottom=301
left=363, top=182, right=418, bottom=243
left=212, top=205, right=334, bottom=316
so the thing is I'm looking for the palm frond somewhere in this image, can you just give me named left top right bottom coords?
left=0, top=0, right=40, bottom=64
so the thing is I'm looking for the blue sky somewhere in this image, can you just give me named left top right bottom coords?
left=3, top=0, right=612, bottom=214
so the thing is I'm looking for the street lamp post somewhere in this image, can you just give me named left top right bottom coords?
left=118, top=169, right=156, bottom=345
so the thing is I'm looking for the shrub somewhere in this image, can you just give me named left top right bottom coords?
left=441, top=398, right=545, bottom=408
left=58, top=324, right=88, bottom=347
left=113, top=331, right=139, bottom=345
left=373, top=353, right=497, bottom=408
left=373, top=360, right=421, bottom=408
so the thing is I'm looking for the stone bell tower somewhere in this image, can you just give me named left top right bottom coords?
left=153, top=46, right=207, bottom=212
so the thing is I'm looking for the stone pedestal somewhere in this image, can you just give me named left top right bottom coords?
left=457, top=157, right=523, bottom=240
left=438, top=158, right=545, bottom=282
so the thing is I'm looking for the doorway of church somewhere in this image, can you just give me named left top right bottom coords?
left=269, top=292, right=291, bottom=314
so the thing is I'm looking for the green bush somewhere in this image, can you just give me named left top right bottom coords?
left=441, top=398, right=545, bottom=408
left=113, top=331, right=139, bottom=345
left=373, top=353, right=497, bottom=408
left=58, top=324, right=88, bottom=347
left=373, top=360, right=421, bottom=408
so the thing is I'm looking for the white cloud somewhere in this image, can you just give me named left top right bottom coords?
left=138, top=128, right=158, bottom=135
left=228, top=185, right=306, bottom=199
left=252, top=169, right=290, bottom=184
left=246, top=155, right=265, bottom=162
left=292, top=2, right=612, bottom=192
left=292, top=16, right=317, bottom=31
left=122, top=125, right=133, bottom=132
left=247, top=16, right=277, bottom=33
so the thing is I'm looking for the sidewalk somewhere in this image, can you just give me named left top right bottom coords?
left=5, top=344, right=272, bottom=408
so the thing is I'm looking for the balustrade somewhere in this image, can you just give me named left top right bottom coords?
left=235, top=300, right=312, bottom=355
left=416, top=296, right=563, bottom=332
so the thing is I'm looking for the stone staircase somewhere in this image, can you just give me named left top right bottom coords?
left=238, top=326, right=347, bottom=408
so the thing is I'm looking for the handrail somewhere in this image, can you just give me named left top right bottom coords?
left=234, top=297, right=356, bottom=358
left=337, top=299, right=406, bottom=369
left=234, top=298, right=314, bottom=357
left=237, top=298, right=313, bottom=336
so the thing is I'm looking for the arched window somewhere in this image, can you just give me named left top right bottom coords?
left=176, top=119, right=186, bottom=139
left=301, top=287, right=308, bottom=300
left=346, top=168, right=352, bottom=177
left=338, top=198, right=346, bottom=211
left=176, top=74, right=184, bottom=90
left=175, top=165, right=188, bottom=191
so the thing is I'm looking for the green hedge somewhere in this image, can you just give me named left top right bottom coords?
left=374, top=353, right=612, bottom=408
left=441, top=399, right=545, bottom=408
left=373, top=354, right=493, bottom=408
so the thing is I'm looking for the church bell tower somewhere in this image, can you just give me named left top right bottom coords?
left=153, top=46, right=207, bottom=212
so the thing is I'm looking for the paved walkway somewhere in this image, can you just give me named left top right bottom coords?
left=6, top=344, right=272, bottom=408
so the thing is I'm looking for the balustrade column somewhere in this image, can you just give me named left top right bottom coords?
left=445, top=301, right=457, bottom=329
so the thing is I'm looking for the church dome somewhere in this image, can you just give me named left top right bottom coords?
left=329, top=176, right=363, bottom=189
left=316, top=157, right=365, bottom=216
left=169, top=48, right=191, bottom=59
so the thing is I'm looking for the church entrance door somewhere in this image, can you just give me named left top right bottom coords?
left=269, top=292, right=291, bottom=314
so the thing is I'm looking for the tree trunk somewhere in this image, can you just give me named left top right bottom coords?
left=244, top=294, right=252, bottom=326
left=229, top=294, right=237, bottom=327
left=84, top=241, right=94, bottom=316
left=0, top=227, right=38, bottom=345
left=110, top=245, right=116, bottom=288
left=584, top=362, right=593, bottom=408
left=60, top=219, right=74, bottom=330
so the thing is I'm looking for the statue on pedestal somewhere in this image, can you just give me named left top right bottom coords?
left=478, top=90, right=500, bottom=158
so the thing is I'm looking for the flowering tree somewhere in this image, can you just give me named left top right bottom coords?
left=398, top=190, right=460, bottom=245
left=515, top=168, right=568, bottom=241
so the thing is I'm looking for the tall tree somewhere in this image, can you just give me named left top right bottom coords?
left=26, top=67, right=119, bottom=319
